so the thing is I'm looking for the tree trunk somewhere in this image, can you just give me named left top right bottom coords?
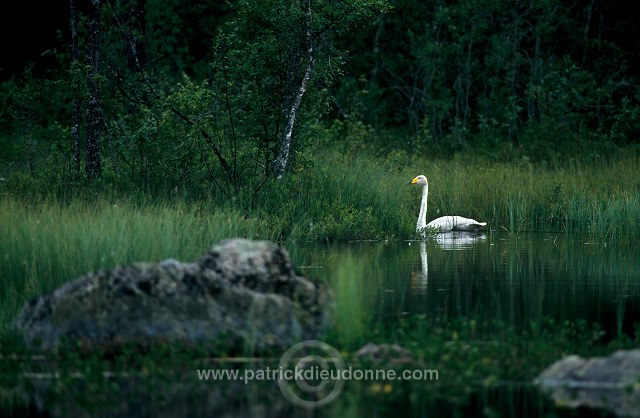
left=370, top=14, right=385, bottom=131
left=274, top=0, right=316, bottom=182
left=508, top=14, right=521, bottom=141
left=25, top=111, right=35, bottom=177
left=70, top=0, right=81, bottom=180
left=86, top=0, right=102, bottom=181
left=462, top=23, right=476, bottom=132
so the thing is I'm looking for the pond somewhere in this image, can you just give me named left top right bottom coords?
left=294, top=231, right=640, bottom=343
left=288, top=231, right=640, bottom=416
left=7, top=231, right=640, bottom=417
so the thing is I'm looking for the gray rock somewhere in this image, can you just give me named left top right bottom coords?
left=14, top=239, right=333, bottom=353
left=534, top=349, right=640, bottom=417
left=355, top=342, right=414, bottom=366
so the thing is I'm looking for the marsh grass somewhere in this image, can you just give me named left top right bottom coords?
left=1, top=151, right=638, bottom=328
left=0, top=196, right=280, bottom=329
left=397, top=154, right=640, bottom=242
left=257, top=149, right=640, bottom=244
left=266, top=151, right=416, bottom=241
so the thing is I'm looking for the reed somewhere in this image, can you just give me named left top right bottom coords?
left=397, top=154, right=640, bottom=241
left=0, top=196, right=277, bottom=329
left=1, top=151, right=638, bottom=327
left=250, top=149, right=640, bottom=243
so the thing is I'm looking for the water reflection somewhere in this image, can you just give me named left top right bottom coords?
left=293, top=235, right=640, bottom=416
left=293, top=232, right=640, bottom=341
left=432, top=231, right=487, bottom=250
left=412, top=232, right=488, bottom=294
left=410, top=241, right=428, bottom=294
left=12, top=234, right=640, bottom=418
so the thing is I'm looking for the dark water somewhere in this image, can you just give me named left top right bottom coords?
left=287, top=231, right=640, bottom=417
left=12, top=232, right=640, bottom=417
left=293, top=232, right=640, bottom=341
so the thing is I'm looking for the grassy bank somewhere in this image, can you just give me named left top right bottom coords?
left=1, top=149, right=639, bottom=327
left=0, top=197, right=283, bottom=329
left=2, top=150, right=640, bottom=415
left=280, top=149, right=640, bottom=242
left=3, top=149, right=640, bottom=244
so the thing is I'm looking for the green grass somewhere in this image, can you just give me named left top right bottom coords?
left=0, top=196, right=282, bottom=329
left=3, top=148, right=640, bottom=243
left=1, top=149, right=640, bottom=415
left=267, top=148, right=640, bottom=243
left=395, top=154, right=640, bottom=241
left=1, top=149, right=639, bottom=329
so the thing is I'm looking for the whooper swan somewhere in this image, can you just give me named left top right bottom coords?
left=410, top=175, right=486, bottom=233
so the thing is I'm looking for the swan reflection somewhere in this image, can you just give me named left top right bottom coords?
left=411, top=241, right=429, bottom=293
left=433, top=231, right=487, bottom=250
left=411, top=232, right=487, bottom=293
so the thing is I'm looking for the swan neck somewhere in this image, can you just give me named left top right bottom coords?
left=417, top=184, right=428, bottom=230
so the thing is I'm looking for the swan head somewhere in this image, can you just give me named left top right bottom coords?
left=410, top=175, right=428, bottom=187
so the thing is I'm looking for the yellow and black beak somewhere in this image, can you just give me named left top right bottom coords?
left=410, top=177, right=419, bottom=185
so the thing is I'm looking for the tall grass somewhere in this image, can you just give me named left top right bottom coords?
left=244, top=148, right=640, bottom=243
left=270, top=151, right=416, bottom=241
left=1, top=150, right=639, bottom=327
left=396, top=154, right=640, bottom=242
left=0, top=197, right=279, bottom=329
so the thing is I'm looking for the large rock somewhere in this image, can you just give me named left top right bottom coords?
left=534, top=349, right=640, bottom=417
left=14, top=239, right=333, bottom=353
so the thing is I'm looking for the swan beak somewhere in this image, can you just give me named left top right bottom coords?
left=410, top=177, right=419, bottom=185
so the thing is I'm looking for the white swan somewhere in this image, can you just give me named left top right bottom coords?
left=410, top=175, right=486, bottom=233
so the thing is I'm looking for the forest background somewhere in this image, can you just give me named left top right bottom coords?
left=1, top=0, right=639, bottom=242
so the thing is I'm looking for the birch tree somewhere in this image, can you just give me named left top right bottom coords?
left=273, top=0, right=316, bottom=181
left=212, top=0, right=390, bottom=185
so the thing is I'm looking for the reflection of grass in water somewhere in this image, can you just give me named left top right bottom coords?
left=405, top=235, right=640, bottom=340
left=2, top=238, right=640, bottom=415
left=324, top=250, right=379, bottom=350
left=314, top=236, right=640, bottom=411
left=306, top=236, right=639, bottom=353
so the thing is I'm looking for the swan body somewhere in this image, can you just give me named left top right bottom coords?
left=411, top=175, right=486, bottom=233
left=426, top=215, right=486, bottom=232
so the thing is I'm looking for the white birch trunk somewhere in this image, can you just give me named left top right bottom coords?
left=274, top=0, right=316, bottom=181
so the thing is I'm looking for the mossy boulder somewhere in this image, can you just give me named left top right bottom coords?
left=15, top=239, right=333, bottom=353
left=535, top=349, right=640, bottom=417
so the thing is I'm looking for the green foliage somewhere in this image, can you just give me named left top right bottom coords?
left=334, top=0, right=640, bottom=151
left=0, top=67, right=72, bottom=176
left=0, top=195, right=281, bottom=330
left=3, top=0, right=640, bottom=193
left=76, top=0, right=388, bottom=194
left=203, top=0, right=389, bottom=182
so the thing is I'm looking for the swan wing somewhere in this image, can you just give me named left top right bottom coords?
left=426, top=216, right=486, bottom=232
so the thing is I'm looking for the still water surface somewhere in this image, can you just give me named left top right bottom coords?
left=17, top=232, right=640, bottom=417
left=287, top=231, right=640, bottom=417
left=294, top=231, right=640, bottom=342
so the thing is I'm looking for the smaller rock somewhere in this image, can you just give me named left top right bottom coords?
left=535, top=349, right=640, bottom=417
left=355, top=343, right=414, bottom=366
